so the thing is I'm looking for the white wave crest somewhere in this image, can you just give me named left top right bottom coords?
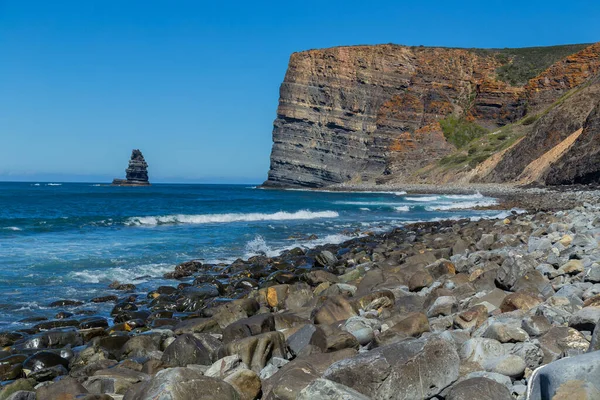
left=359, top=207, right=371, bottom=211
left=2, top=227, right=22, bottom=231
left=335, top=201, right=408, bottom=207
left=394, top=206, right=410, bottom=212
left=243, top=233, right=357, bottom=259
left=426, top=200, right=498, bottom=211
left=47, top=183, right=62, bottom=186
left=125, top=210, right=339, bottom=226
left=70, top=263, right=175, bottom=284
left=287, top=188, right=407, bottom=195
left=405, top=196, right=441, bottom=202
left=444, top=192, right=484, bottom=200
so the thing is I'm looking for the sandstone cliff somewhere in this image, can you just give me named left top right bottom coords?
left=264, top=42, right=600, bottom=187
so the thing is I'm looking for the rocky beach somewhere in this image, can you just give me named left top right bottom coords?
left=0, top=186, right=598, bottom=399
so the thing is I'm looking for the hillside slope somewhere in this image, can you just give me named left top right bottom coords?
left=264, top=42, right=600, bottom=188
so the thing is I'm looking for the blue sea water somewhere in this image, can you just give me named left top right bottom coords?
left=0, top=182, right=506, bottom=328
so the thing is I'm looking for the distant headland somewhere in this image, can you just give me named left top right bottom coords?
left=112, top=149, right=150, bottom=186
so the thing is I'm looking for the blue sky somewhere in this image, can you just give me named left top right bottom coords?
left=1, top=1, right=598, bottom=183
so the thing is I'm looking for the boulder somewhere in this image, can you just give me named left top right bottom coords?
left=125, top=367, right=239, bottom=400
left=312, top=297, right=357, bottom=325
left=224, top=369, right=262, bottom=400
left=323, top=336, right=459, bottom=399
left=527, top=351, right=600, bottom=400
left=446, top=377, right=513, bottom=400
left=161, top=334, right=213, bottom=367
left=220, top=331, right=287, bottom=372
left=297, top=378, right=370, bottom=400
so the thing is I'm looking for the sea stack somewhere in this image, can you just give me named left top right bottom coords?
left=112, top=149, right=150, bottom=186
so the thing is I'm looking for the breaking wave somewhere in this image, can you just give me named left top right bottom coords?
left=444, top=192, right=484, bottom=200
left=426, top=200, right=498, bottom=211
left=125, top=210, right=340, bottom=226
left=404, top=196, right=441, bottom=202
left=394, top=206, right=410, bottom=212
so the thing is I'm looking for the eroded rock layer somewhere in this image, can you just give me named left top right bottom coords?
left=264, top=42, right=600, bottom=187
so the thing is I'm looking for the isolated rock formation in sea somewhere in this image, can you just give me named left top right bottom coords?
left=112, top=149, right=150, bottom=186
left=263, top=42, right=600, bottom=188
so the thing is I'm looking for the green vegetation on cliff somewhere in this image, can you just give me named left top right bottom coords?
left=470, top=44, right=590, bottom=86
left=440, top=116, right=488, bottom=148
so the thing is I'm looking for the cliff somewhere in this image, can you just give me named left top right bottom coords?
left=264, top=42, right=600, bottom=187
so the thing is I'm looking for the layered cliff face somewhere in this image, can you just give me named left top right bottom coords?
left=265, top=45, right=522, bottom=187
left=264, top=42, right=600, bottom=188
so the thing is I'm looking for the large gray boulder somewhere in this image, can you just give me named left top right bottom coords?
left=297, top=378, right=370, bottom=400
left=323, top=336, right=459, bottom=399
left=527, top=351, right=600, bottom=400
left=446, top=377, right=513, bottom=400
left=124, top=367, right=239, bottom=400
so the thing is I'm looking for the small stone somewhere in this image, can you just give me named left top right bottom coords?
left=482, top=355, right=526, bottom=378
left=483, top=322, right=529, bottom=343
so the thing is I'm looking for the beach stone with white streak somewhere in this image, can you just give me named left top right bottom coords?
left=460, top=338, right=505, bottom=363
left=297, top=378, right=370, bottom=400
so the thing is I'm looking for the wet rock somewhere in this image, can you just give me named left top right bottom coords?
left=297, top=378, right=370, bottom=400
left=161, top=334, right=213, bottom=367
left=446, top=377, right=513, bottom=400
left=125, top=367, right=240, bottom=400
left=91, top=295, right=118, bottom=303
left=163, top=260, right=203, bottom=279
left=323, top=336, right=459, bottom=399
left=22, top=351, right=68, bottom=373
left=315, top=251, right=338, bottom=268
left=48, top=299, right=84, bottom=308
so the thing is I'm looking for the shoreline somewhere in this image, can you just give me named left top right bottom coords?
left=2, top=188, right=600, bottom=398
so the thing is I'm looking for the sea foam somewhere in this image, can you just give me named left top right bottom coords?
left=426, top=200, right=498, bottom=211
left=404, top=196, right=441, bottom=202
left=125, top=210, right=339, bottom=226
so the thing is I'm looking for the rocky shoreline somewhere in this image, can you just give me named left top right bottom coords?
left=2, top=188, right=600, bottom=399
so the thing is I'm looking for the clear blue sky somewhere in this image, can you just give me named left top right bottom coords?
left=1, top=1, right=598, bottom=183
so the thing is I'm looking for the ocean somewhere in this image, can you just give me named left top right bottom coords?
left=0, top=182, right=507, bottom=329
